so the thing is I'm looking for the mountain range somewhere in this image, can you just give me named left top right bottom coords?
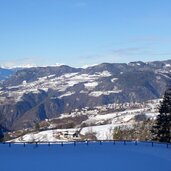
left=0, top=60, right=171, bottom=131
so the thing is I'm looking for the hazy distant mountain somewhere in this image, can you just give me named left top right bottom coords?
left=0, top=60, right=171, bottom=130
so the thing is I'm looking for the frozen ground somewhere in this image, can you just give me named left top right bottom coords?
left=0, top=142, right=171, bottom=171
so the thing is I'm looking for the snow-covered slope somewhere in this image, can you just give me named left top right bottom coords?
left=10, top=99, right=160, bottom=142
left=1, top=70, right=116, bottom=102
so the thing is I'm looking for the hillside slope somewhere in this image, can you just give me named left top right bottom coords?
left=0, top=60, right=171, bottom=130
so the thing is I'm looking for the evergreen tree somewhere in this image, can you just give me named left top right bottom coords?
left=35, top=122, right=40, bottom=131
left=0, top=114, right=4, bottom=142
left=0, top=127, right=4, bottom=142
left=152, top=88, right=171, bottom=143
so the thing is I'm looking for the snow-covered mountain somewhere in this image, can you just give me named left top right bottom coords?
left=0, top=60, right=171, bottom=131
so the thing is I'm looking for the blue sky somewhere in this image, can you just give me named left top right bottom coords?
left=0, top=0, right=171, bottom=68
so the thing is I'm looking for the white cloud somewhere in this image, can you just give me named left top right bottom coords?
left=1, top=62, right=37, bottom=69
left=0, top=57, right=66, bottom=69
left=0, top=57, right=38, bottom=69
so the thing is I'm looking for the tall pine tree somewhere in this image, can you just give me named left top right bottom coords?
left=152, top=88, right=171, bottom=143
left=0, top=127, right=4, bottom=142
left=0, top=115, right=4, bottom=142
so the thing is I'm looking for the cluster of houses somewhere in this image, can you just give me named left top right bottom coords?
left=53, top=129, right=81, bottom=140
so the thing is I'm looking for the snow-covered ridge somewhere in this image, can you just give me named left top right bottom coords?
left=81, top=64, right=99, bottom=69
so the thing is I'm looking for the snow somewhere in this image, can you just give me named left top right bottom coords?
left=11, top=124, right=116, bottom=142
left=22, top=80, right=27, bottom=85
left=51, top=63, right=65, bottom=67
left=145, top=112, right=159, bottom=119
left=81, top=124, right=114, bottom=140
left=81, top=64, right=99, bottom=68
left=12, top=129, right=77, bottom=142
left=160, top=73, right=171, bottom=80
left=96, top=70, right=112, bottom=77
left=40, top=88, right=49, bottom=92
left=111, top=78, right=118, bottom=82
left=0, top=142, right=171, bottom=171
left=47, top=74, right=55, bottom=78
left=165, top=64, right=171, bottom=67
left=89, top=90, right=122, bottom=97
left=15, top=130, right=68, bottom=142
left=84, top=82, right=98, bottom=89
left=89, top=91, right=104, bottom=97
left=59, top=91, right=75, bottom=98
left=80, top=123, right=132, bottom=140
left=122, top=115, right=134, bottom=122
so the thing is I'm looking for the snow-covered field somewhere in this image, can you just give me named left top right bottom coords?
left=12, top=124, right=122, bottom=142
left=0, top=142, right=171, bottom=171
